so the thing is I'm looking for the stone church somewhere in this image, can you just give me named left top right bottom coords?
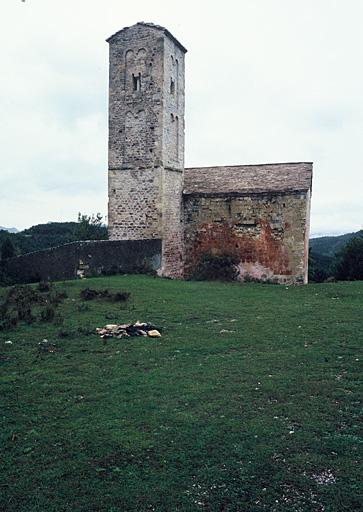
left=107, top=22, right=312, bottom=284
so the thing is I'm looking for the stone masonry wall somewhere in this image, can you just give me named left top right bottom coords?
left=161, top=169, right=184, bottom=278
left=107, top=23, right=186, bottom=279
left=163, top=35, right=185, bottom=170
left=108, top=167, right=162, bottom=240
left=160, top=32, right=185, bottom=277
left=183, top=191, right=310, bottom=284
left=108, top=25, right=165, bottom=241
left=2, top=240, right=161, bottom=285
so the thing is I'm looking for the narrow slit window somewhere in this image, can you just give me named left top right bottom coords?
left=170, top=78, right=175, bottom=95
left=132, top=73, right=141, bottom=91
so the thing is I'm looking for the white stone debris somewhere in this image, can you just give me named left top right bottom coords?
left=147, top=329, right=161, bottom=338
left=96, top=322, right=161, bottom=339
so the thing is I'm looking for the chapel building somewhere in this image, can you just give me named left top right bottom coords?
left=107, top=22, right=312, bottom=284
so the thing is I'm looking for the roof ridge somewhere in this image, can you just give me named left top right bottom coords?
left=185, top=162, right=313, bottom=170
left=106, top=22, right=187, bottom=53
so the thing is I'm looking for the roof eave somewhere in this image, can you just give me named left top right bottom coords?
left=183, top=188, right=312, bottom=198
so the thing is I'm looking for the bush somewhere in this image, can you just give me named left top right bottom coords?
left=40, top=306, right=56, bottom=323
left=80, top=288, right=130, bottom=302
left=192, top=253, right=239, bottom=282
left=80, top=288, right=105, bottom=300
left=49, top=291, right=67, bottom=305
left=113, top=292, right=131, bottom=302
left=0, top=284, right=66, bottom=329
left=37, top=281, right=52, bottom=293
left=0, top=313, right=18, bottom=331
left=18, top=307, right=36, bottom=324
left=5, top=285, right=42, bottom=306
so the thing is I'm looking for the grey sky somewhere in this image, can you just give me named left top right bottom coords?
left=1, top=0, right=362, bottom=235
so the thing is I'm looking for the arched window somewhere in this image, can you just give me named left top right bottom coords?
left=132, top=73, right=141, bottom=91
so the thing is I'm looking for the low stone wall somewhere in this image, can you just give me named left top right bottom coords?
left=2, top=239, right=161, bottom=284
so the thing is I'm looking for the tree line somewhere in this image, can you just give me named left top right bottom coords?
left=0, top=214, right=107, bottom=260
left=309, top=231, right=363, bottom=282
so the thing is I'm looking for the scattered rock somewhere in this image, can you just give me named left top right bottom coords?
left=96, top=321, right=160, bottom=339
left=147, top=329, right=161, bottom=338
left=37, top=339, right=58, bottom=354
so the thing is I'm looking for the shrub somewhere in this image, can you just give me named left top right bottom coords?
left=40, top=306, right=56, bottom=323
left=80, top=288, right=130, bottom=302
left=5, top=285, right=42, bottom=307
left=192, top=253, right=239, bottom=282
left=113, top=292, right=131, bottom=302
left=80, top=288, right=103, bottom=300
left=17, top=306, right=35, bottom=324
left=0, top=313, right=18, bottom=331
left=37, top=281, right=52, bottom=293
left=49, top=291, right=67, bottom=305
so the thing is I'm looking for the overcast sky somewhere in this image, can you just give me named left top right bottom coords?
left=1, top=0, right=362, bottom=236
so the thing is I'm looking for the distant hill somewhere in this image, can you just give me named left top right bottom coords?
left=0, top=226, right=19, bottom=233
left=310, top=230, right=363, bottom=257
left=0, top=222, right=79, bottom=255
left=0, top=220, right=108, bottom=257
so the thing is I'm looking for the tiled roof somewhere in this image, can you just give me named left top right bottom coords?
left=183, top=163, right=313, bottom=195
left=106, top=22, right=187, bottom=53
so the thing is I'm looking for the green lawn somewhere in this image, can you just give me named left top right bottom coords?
left=1, top=276, right=362, bottom=511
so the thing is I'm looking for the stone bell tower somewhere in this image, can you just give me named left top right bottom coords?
left=107, top=22, right=186, bottom=277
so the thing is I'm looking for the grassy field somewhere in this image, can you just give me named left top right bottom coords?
left=0, top=276, right=362, bottom=511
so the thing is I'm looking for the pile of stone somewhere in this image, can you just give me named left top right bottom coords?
left=96, top=321, right=161, bottom=339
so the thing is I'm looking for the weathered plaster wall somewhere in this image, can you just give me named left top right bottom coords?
left=2, top=240, right=161, bottom=285
left=183, top=191, right=310, bottom=284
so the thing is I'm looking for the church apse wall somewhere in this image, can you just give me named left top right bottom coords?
left=183, top=192, right=310, bottom=284
left=183, top=163, right=312, bottom=284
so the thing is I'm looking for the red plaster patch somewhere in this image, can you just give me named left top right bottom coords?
left=186, top=220, right=291, bottom=277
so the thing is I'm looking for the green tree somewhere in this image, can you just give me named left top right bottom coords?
left=1, top=238, right=16, bottom=260
left=334, top=235, right=363, bottom=281
left=73, top=213, right=108, bottom=241
left=308, top=249, right=334, bottom=282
